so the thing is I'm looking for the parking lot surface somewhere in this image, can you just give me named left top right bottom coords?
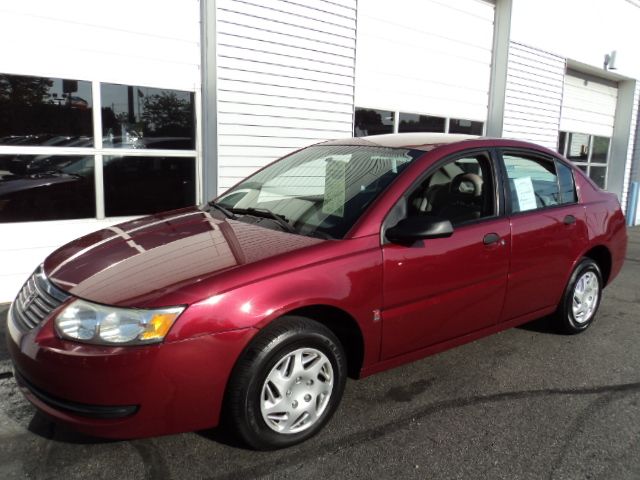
left=1, top=228, right=639, bottom=480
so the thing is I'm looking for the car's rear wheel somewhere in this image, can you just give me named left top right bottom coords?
left=226, top=316, right=346, bottom=450
left=556, top=257, right=603, bottom=334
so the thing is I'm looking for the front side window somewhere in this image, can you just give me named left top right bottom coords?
left=404, top=152, right=495, bottom=226
left=216, top=145, right=422, bottom=239
left=503, top=153, right=561, bottom=213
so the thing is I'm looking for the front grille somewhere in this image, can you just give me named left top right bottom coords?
left=11, top=266, right=70, bottom=332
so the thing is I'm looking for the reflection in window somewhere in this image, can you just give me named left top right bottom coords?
left=103, top=156, right=195, bottom=216
left=449, top=119, right=484, bottom=135
left=101, top=84, right=195, bottom=149
left=398, top=113, right=445, bottom=133
left=217, top=145, right=421, bottom=239
left=0, top=155, right=94, bottom=222
left=558, top=131, right=567, bottom=155
left=566, top=133, right=590, bottom=162
left=559, top=131, right=610, bottom=190
left=0, top=74, right=93, bottom=146
left=591, top=136, right=610, bottom=164
left=354, top=108, right=394, bottom=137
left=503, top=154, right=560, bottom=212
left=589, top=166, right=607, bottom=189
left=555, top=160, right=577, bottom=204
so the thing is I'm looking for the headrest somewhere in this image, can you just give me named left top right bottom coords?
left=450, top=173, right=483, bottom=198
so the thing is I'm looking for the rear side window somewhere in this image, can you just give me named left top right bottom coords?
left=502, top=153, right=560, bottom=213
left=555, top=160, right=577, bottom=204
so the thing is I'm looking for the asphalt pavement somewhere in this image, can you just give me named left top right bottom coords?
left=1, top=229, right=640, bottom=479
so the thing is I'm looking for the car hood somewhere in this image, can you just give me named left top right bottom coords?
left=43, top=207, right=324, bottom=307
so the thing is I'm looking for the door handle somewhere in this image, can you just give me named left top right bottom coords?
left=564, top=215, right=576, bottom=225
left=483, top=233, right=501, bottom=245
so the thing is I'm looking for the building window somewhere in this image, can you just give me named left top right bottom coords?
left=354, top=108, right=394, bottom=137
left=558, top=131, right=610, bottom=189
left=398, top=113, right=445, bottom=133
left=101, top=84, right=195, bottom=149
left=103, top=155, right=196, bottom=217
left=0, top=155, right=95, bottom=222
left=0, top=74, right=93, bottom=146
left=0, top=73, right=198, bottom=223
left=354, top=107, right=485, bottom=137
left=449, top=119, right=484, bottom=135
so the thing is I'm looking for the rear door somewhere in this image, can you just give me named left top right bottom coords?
left=498, top=150, right=589, bottom=321
left=381, top=149, right=510, bottom=359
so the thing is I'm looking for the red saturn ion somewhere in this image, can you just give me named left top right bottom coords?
left=7, top=133, right=627, bottom=449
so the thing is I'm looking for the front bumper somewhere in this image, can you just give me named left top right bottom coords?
left=6, top=304, right=257, bottom=439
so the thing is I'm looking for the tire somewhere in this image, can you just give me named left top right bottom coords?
left=225, top=316, right=347, bottom=450
left=556, top=257, right=603, bottom=334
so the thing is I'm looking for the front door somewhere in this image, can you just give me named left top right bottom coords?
left=381, top=150, right=510, bottom=360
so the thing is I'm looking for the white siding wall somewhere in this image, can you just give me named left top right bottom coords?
left=560, top=74, right=618, bottom=138
left=511, top=0, right=640, bottom=81
left=502, top=42, right=566, bottom=150
left=0, top=218, right=138, bottom=302
left=0, top=0, right=201, bottom=302
left=216, top=0, right=357, bottom=195
left=355, top=0, right=494, bottom=122
left=621, top=83, right=640, bottom=214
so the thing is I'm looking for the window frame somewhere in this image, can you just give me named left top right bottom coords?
left=0, top=75, right=200, bottom=222
left=381, top=148, right=504, bottom=242
left=559, top=131, right=611, bottom=189
left=497, top=148, right=579, bottom=217
left=354, top=106, right=485, bottom=137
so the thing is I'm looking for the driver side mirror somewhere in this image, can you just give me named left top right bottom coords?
left=386, top=216, right=454, bottom=244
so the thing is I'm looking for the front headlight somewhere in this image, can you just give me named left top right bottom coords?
left=55, top=299, right=185, bottom=345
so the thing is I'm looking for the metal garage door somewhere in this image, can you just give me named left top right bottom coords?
left=560, top=72, right=618, bottom=137
left=354, top=0, right=495, bottom=132
left=559, top=71, right=618, bottom=189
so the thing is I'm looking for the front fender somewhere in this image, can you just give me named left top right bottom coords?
left=167, top=236, right=384, bottom=369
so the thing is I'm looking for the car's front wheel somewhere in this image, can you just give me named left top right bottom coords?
left=226, top=316, right=347, bottom=450
left=556, top=257, right=603, bottom=334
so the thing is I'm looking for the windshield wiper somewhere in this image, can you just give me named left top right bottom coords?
left=207, top=201, right=237, bottom=219
left=235, top=207, right=297, bottom=234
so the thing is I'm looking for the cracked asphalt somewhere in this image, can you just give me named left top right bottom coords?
left=1, top=228, right=640, bottom=480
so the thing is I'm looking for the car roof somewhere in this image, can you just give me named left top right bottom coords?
left=318, top=132, right=549, bottom=152
left=318, top=133, right=480, bottom=151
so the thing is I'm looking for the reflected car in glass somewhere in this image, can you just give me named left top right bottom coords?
left=6, top=133, right=627, bottom=450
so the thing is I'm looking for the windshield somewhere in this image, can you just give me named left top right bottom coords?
left=213, top=145, right=422, bottom=239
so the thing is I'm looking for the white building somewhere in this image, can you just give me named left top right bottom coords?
left=0, top=0, right=639, bottom=301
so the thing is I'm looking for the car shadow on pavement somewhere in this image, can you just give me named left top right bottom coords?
left=0, top=304, right=9, bottom=363
left=26, top=411, right=119, bottom=445
left=196, top=424, right=248, bottom=449
left=516, top=314, right=561, bottom=335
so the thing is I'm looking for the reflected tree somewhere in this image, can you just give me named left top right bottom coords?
left=0, top=75, right=53, bottom=105
left=141, top=92, right=193, bottom=136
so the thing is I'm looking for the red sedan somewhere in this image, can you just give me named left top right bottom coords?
left=7, top=133, right=627, bottom=449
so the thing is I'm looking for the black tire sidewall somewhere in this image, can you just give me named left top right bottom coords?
left=561, top=258, right=603, bottom=333
left=234, top=318, right=347, bottom=450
